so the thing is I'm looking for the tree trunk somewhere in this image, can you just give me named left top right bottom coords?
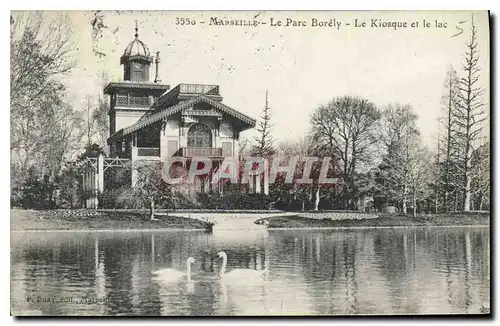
left=149, top=199, right=155, bottom=220
left=412, top=189, right=417, bottom=218
left=464, top=144, right=472, bottom=211
left=402, top=183, right=407, bottom=214
left=444, top=70, right=454, bottom=213
left=434, top=190, right=438, bottom=214
left=444, top=191, right=449, bottom=213
left=301, top=201, right=305, bottom=211
left=454, top=191, right=459, bottom=212
left=314, top=186, right=320, bottom=211
left=359, top=194, right=366, bottom=212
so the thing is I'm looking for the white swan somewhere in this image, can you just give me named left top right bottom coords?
left=217, top=251, right=268, bottom=280
left=152, top=257, right=196, bottom=282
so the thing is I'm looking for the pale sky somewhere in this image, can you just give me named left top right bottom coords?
left=62, top=10, right=490, bottom=147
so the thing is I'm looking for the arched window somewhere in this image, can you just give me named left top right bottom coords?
left=187, top=123, right=212, bottom=148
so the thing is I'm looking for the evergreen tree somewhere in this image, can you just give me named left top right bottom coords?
left=252, top=91, right=276, bottom=158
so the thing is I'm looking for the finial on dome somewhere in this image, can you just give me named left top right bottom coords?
left=134, top=20, right=139, bottom=38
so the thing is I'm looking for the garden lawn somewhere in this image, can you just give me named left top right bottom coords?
left=257, top=213, right=490, bottom=228
left=11, top=209, right=209, bottom=231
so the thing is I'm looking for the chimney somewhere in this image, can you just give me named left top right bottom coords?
left=154, top=51, right=161, bottom=83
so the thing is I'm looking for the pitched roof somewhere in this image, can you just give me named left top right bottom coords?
left=112, top=95, right=256, bottom=139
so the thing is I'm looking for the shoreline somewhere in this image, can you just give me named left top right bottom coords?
left=11, top=224, right=490, bottom=233
left=10, top=209, right=490, bottom=232
left=256, top=213, right=490, bottom=229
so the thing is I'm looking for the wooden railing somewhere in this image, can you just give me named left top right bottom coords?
left=137, top=147, right=160, bottom=157
left=116, top=95, right=152, bottom=107
left=177, top=147, right=223, bottom=158
left=178, top=84, right=220, bottom=95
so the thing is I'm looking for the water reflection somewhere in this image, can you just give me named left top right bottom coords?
left=10, top=227, right=490, bottom=316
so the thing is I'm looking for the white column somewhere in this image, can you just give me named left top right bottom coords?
left=93, top=165, right=99, bottom=209
left=131, top=146, right=138, bottom=187
left=263, top=158, right=269, bottom=195
left=98, top=154, right=104, bottom=194
left=219, top=160, right=223, bottom=194
left=179, top=120, right=188, bottom=148
left=86, top=173, right=91, bottom=208
left=255, top=173, right=261, bottom=194
left=160, top=120, right=168, bottom=160
left=233, top=137, right=240, bottom=159
left=248, top=173, right=254, bottom=193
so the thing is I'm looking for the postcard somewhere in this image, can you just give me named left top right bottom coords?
left=10, top=10, right=490, bottom=316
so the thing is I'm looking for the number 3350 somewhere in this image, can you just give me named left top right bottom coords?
left=175, top=17, right=196, bottom=25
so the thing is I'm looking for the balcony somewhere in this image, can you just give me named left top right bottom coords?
left=176, top=147, right=223, bottom=158
left=131, top=147, right=160, bottom=160
left=178, top=84, right=219, bottom=96
left=138, top=147, right=160, bottom=157
left=116, top=95, right=152, bottom=107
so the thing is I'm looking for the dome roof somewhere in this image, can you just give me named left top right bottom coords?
left=122, top=24, right=151, bottom=58
left=123, top=38, right=150, bottom=57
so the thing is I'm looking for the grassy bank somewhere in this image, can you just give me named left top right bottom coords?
left=257, top=213, right=490, bottom=228
left=11, top=209, right=210, bottom=231
left=11, top=209, right=490, bottom=232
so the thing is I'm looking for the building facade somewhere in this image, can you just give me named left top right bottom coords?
left=104, top=26, right=260, bottom=193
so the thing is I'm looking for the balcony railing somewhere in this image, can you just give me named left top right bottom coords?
left=178, top=84, right=220, bottom=96
left=176, top=147, right=223, bottom=158
left=116, top=95, right=152, bottom=107
left=137, top=147, right=160, bottom=157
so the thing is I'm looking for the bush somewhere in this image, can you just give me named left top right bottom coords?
left=98, top=187, right=145, bottom=209
left=195, top=191, right=271, bottom=210
left=116, top=188, right=145, bottom=209
left=13, top=168, right=57, bottom=209
left=98, top=187, right=273, bottom=210
left=157, top=190, right=201, bottom=209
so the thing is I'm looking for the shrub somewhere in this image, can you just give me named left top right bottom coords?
left=14, top=168, right=57, bottom=209
left=116, top=187, right=145, bottom=209
left=195, top=191, right=271, bottom=210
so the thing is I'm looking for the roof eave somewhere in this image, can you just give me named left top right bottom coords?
left=118, top=95, right=257, bottom=138
left=104, top=82, right=171, bottom=95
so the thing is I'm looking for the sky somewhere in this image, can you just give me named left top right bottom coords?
left=60, top=10, right=490, bottom=147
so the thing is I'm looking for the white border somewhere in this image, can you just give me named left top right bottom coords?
left=3, top=1, right=497, bottom=325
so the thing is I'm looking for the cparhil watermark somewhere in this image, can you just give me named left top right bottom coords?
left=159, top=156, right=342, bottom=185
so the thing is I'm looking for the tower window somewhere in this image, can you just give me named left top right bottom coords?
left=132, top=62, right=145, bottom=81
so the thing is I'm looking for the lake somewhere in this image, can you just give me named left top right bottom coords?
left=10, top=227, right=490, bottom=316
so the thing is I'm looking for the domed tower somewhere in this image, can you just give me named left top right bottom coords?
left=120, top=23, right=153, bottom=82
left=104, top=22, right=170, bottom=157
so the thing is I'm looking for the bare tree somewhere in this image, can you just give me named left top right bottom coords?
left=10, top=12, right=74, bottom=115
left=376, top=104, right=419, bottom=213
left=407, top=146, right=434, bottom=218
left=310, top=96, right=381, bottom=209
left=276, top=136, right=322, bottom=210
left=471, top=141, right=490, bottom=210
left=439, top=65, right=461, bottom=212
left=133, top=162, right=176, bottom=220
left=10, top=12, right=82, bottom=199
left=455, top=18, right=487, bottom=211
left=82, top=94, right=109, bottom=150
